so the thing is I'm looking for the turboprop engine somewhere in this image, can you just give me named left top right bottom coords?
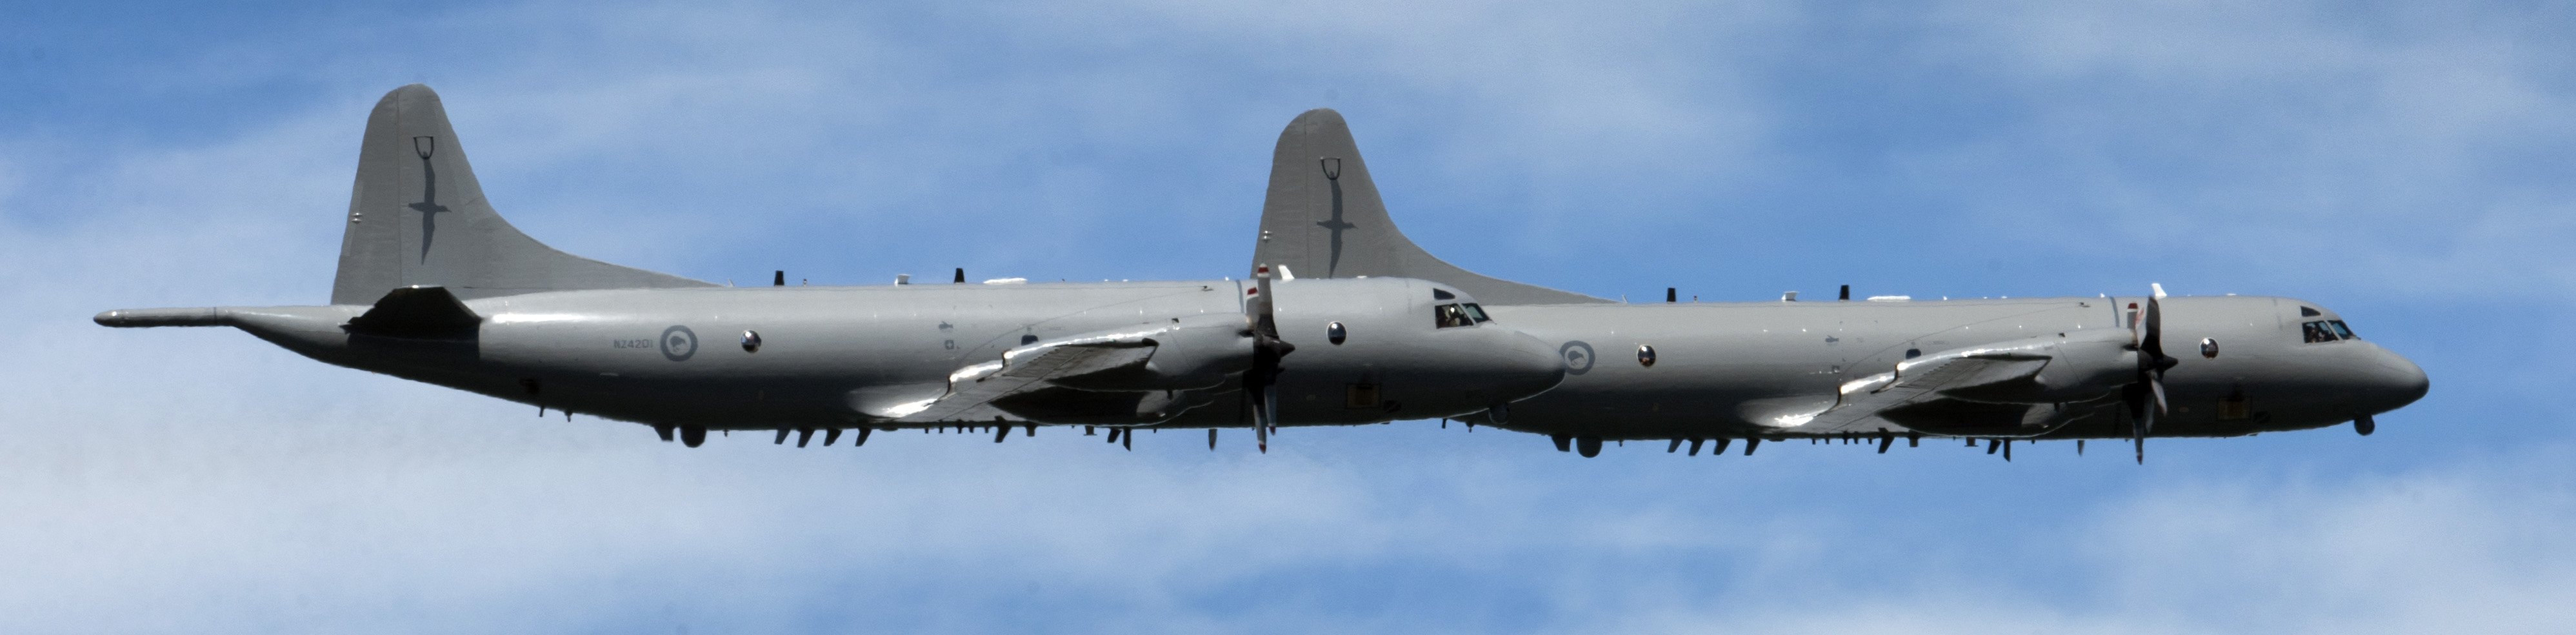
left=1002, top=314, right=1259, bottom=393
left=1834, top=329, right=2138, bottom=408
left=1921, top=329, right=2142, bottom=405
left=1826, top=290, right=2182, bottom=454
left=921, top=275, right=1568, bottom=436
left=953, top=314, right=1253, bottom=425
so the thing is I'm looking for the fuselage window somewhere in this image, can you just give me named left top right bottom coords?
left=1434, top=303, right=1475, bottom=328
left=1327, top=321, right=1348, bottom=345
left=1462, top=303, right=1492, bottom=323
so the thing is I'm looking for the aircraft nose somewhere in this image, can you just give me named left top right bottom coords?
left=2357, top=345, right=2430, bottom=414
left=1494, top=331, right=1570, bottom=399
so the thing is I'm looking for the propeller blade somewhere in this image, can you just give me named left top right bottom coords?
left=2124, top=285, right=2175, bottom=465
left=1244, top=264, right=1295, bottom=454
left=1260, top=385, right=1277, bottom=454
left=2140, top=294, right=2166, bottom=362
left=2133, top=405, right=2153, bottom=465
left=1247, top=375, right=1272, bottom=454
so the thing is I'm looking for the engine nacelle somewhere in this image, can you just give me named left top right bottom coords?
left=1037, top=314, right=1256, bottom=392
left=974, top=277, right=1568, bottom=427
left=1925, top=329, right=2141, bottom=405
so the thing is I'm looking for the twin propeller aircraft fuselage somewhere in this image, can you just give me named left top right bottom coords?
left=97, top=86, right=2428, bottom=461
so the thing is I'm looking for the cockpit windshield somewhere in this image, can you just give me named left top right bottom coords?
left=2302, top=319, right=2359, bottom=343
left=1462, top=303, right=1491, bottom=323
left=1435, top=303, right=1477, bottom=328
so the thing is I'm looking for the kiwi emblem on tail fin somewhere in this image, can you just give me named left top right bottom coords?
left=1252, top=108, right=1606, bottom=305
left=331, top=85, right=712, bottom=305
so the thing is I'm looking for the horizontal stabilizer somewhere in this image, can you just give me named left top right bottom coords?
left=343, top=286, right=481, bottom=338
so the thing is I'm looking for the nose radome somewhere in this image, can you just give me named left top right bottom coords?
left=2363, top=345, right=2430, bottom=414
left=1497, top=331, right=1569, bottom=398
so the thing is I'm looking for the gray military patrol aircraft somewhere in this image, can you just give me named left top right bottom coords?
left=97, top=85, right=2427, bottom=463
left=97, top=85, right=1565, bottom=453
left=1249, top=110, right=2430, bottom=462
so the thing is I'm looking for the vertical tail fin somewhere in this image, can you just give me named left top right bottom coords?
left=1251, top=109, right=1605, bottom=305
left=331, top=85, right=711, bottom=305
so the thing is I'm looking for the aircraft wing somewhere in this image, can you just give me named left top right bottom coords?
left=894, top=342, right=1159, bottom=424
left=892, top=315, right=1255, bottom=425
left=1757, top=332, right=2144, bottom=439
left=1779, top=353, right=2050, bottom=437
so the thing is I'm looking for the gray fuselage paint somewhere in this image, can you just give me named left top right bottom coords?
left=174, top=278, right=1570, bottom=430
left=146, top=284, right=2426, bottom=441
left=1481, top=295, right=2424, bottom=440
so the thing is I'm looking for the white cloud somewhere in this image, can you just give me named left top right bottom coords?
left=1892, top=0, right=2576, bottom=299
left=1570, top=450, right=2576, bottom=635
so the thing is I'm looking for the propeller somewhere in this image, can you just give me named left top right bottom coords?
left=2124, top=284, right=2181, bottom=464
left=1244, top=264, right=1297, bottom=453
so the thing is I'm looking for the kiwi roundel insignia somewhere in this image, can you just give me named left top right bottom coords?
left=661, top=325, right=699, bottom=361
left=1559, top=341, right=1595, bottom=376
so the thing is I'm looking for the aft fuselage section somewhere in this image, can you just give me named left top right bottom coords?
left=200, top=278, right=1566, bottom=430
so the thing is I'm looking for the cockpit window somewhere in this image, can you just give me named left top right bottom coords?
left=1435, top=303, right=1475, bottom=328
left=2302, top=320, right=2360, bottom=343
left=1462, top=303, right=1492, bottom=323
left=1433, top=288, right=1457, bottom=301
left=2300, top=306, right=2322, bottom=317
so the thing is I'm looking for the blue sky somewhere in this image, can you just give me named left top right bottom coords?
left=3, top=1, right=2570, bottom=632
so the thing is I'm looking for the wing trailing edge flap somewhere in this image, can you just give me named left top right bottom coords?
left=1777, top=334, right=2134, bottom=438
left=893, top=315, right=1252, bottom=425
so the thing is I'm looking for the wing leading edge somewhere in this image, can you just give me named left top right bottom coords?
left=895, top=315, right=1254, bottom=426
left=1772, top=333, right=2137, bottom=439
